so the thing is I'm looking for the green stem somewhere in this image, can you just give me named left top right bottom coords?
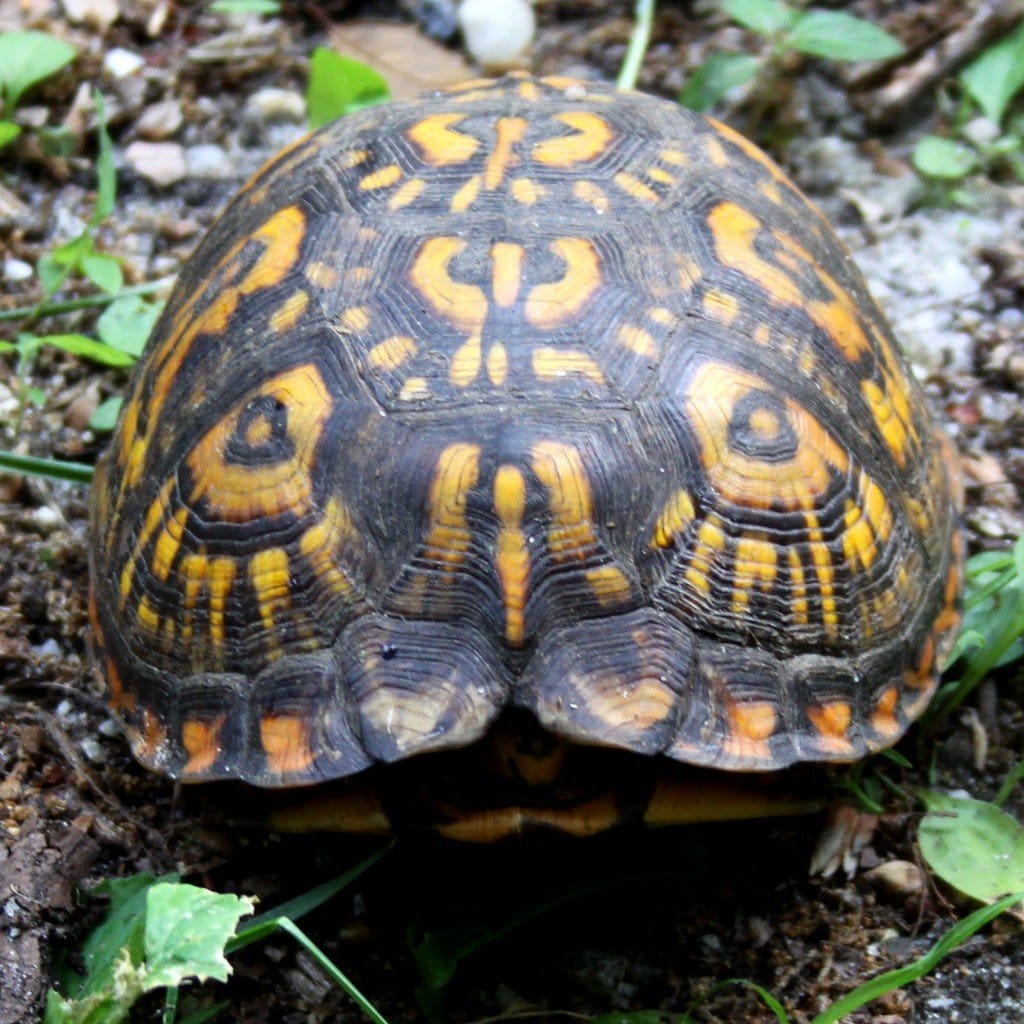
left=616, top=0, right=656, bottom=91
left=0, top=278, right=173, bottom=323
left=0, top=450, right=95, bottom=485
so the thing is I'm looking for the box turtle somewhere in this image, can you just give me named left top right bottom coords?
left=88, top=74, right=961, bottom=839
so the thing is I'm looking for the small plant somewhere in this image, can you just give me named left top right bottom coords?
left=0, top=30, right=76, bottom=150
left=681, top=0, right=903, bottom=113
left=306, top=48, right=389, bottom=129
left=210, top=0, right=281, bottom=14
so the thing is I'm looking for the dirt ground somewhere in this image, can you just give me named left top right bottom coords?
left=1, top=1, right=1023, bottom=1022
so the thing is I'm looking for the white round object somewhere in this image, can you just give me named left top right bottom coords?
left=458, top=0, right=535, bottom=70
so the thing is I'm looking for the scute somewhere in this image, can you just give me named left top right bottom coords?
left=89, top=73, right=961, bottom=797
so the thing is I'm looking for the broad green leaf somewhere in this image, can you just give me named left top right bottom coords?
left=306, top=47, right=389, bottom=129
left=37, top=333, right=136, bottom=367
left=97, top=295, right=161, bottom=357
left=787, top=11, right=904, bottom=61
left=92, top=92, right=116, bottom=223
left=211, top=0, right=281, bottom=12
left=680, top=53, right=759, bottom=111
left=142, top=883, right=255, bottom=990
left=919, top=792, right=1024, bottom=902
left=81, top=252, right=123, bottom=293
left=0, top=119, right=21, bottom=148
left=723, top=0, right=796, bottom=36
left=912, top=135, right=979, bottom=179
left=89, top=396, right=123, bottom=433
left=0, top=31, right=76, bottom=110
left=960, top=23, right=1024, bottom=125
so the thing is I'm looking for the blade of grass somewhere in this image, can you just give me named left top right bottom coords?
left=616, top=0, right=655, bottom=91
left=0, top=451, right=94, bottom=484
left=0, top=278, right=174, bottom=322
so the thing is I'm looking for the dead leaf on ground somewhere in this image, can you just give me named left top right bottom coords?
left=327, top=21, right=475, bottom=99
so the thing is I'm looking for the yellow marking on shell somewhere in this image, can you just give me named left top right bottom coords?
left=187, top=364, right=332, bottom=523
left=450, top=332, right=483, bottom=387
left=511, top=177, right=545, bottom=204
left=399, top=377, right=431, bottom=401
left=531, top=441, right=601, bottom=563
left=653, top=489, right=695, bottom=548
left=730, top=701, right=777, bottom=741
left=245, top=414, right=273, bottom=448
left=648, top=307, right=677, bottom=327
left=151, top=507, right=189, bottom=583
left=336, top=149, right=369, bottom=169
left=487, top=343, right=509, bottom=385
left=684, top=517, right=726, bottom=596
left=131, top=709, right=166, bottom=766
left=340, top=306, right=370, bottom=332
left=407, top=113, right=480, bottom=165
left=359, top=163, right=402, bottom=190
left=660, top=149, right=689, bottom=165
left=207, top=557, right=235, bottom=650
left=685, top=362, right=848, bottom=511
left=388, top=177, right=426, bottom=210
left=905, top=635, right=935, bottom=691
left=484, top=117, right=526, bottom=189
left=450, top=173, right=482, bottom=212
left=137, top=595, right=160, bottom=633
left=182, top=716, right=225, bottom=776
left=870, top=686, right=900, bottom=740
left=647, top=167, right=676, bottom=186
left=573, top=180, right=610, bottom=214
left=862, top=378, right=912, bottom=467
left=708, top=117, right=790, bottom=185
left=759, top=180, right=784, bottom=205
left=304, top=261, right=339, bottom=290
left=585, top=565, right=632, bottom=605
left=424, top=444, right=481, bottom=568
left=491, top=242, right=525, bottom=307
left=703, top=288, right=740, bottom=325
left=731, top=534, right=778, bottom=615
left=518, top=79, right=540, bottom=100
left=299, top=496, right=358, bottom=599
left=617, top=324, right=657, bottom=357
left=788, top=548, right=808, bottom=625
left=261, top=714, right=315, bottom=775
left=119, top=477, right=176, bottom=603
left=250, top=546, right=290, bottom=636
left=705, top=136, right=729, bottom=167
left=268, top=290, right=307, bottom=333
left=410, top=237, right=488, bottom=332
left=493, top=465, right=530, bottom=646
left=368, top=334, right=417, bottom=370
left=676, top=254, right=702, bottom=290
left=806, top=701, right=854, bottom=755
left=532, top=347, right=605, bottom=384
left=748, top=407, right=780, bottom=441
left=524, top=238, right=601, bottom=329
left=532, top=111, right=613, bottom=166
left=613, top=171, right=660, bottom=205
left=755, top=324, right=772, bottom=345
left=842, top=499, right=876, bottom=571
left=805, top=515, right=837, bottom=638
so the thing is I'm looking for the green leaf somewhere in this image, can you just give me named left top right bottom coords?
left=995, top=761, right=1024, bottom=807
left=0, top=119, right=21, bottom=148
left=92, top=92, right=116, bottom=223
left=680, top=53, right=760, bottom=112
left=959, top=23, right=1024, bottom=125
left=97, top=295, right=161, bottom=357
left=0, top=31, right=76, bottom=110
left=36, top=333, right=136, bottom=367
left=787, top=11, right=904, bottom=61
left=89, top=396, right=123, bottom=433
left=142, top=883, right=255, bottom=990
left=723, top=0, right=797, bottom=36
left=210, top=0, right=281, bottom=11
left=912, top=135, right=979, bottom=179
left=919, top=792, right=1024, bottom=902
left=306, top=47, right=389, bottom=129
left=81, top=252, right=123, bottom=293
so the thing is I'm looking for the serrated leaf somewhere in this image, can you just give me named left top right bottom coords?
left=723, top=0, right=797, bottom=36
left=97, top=295, right=160, bottom=357
left=306, top=47, right=389, bottom=129
left=142, top=883, right=255, bottom=990
left=0, top=31, right=76, bottom=110
left=680, top=53, right=759, bottom=112
left=0, top=119, right=21, bottom=148
left=959, top=23, right=1024, bottom=126
left=912, top=135, right=978, bottom=179
left=787, top=11, right=904, bottom=61
left=37, top=333, right=136, bottom=367
left=81, top=252, right=123, bottom=293
left=919, top=792, right=1024, bottom=902
left=89, top=396, right=123, bottom=433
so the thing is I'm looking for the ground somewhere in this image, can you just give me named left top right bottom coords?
left=1, top=1, right=1023, bottom=1022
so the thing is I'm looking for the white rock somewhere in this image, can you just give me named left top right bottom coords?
left=125, top=141, right=187, bottom=188
left=32, top=506, right=61, bottom=533
left=245, top=87, right=306, bottom=124
left=186, top=144, right=234, bottom=180
left=136, top=99, right=184, bottom=140
left=4, top=258, right=32, bottom=282
left=62, top=0, right=119, bottom=30
left=104, top=47, right=144, bottom=78
left=459, top=0, right=534, bottom=70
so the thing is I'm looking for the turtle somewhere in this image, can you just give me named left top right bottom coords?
left=88, top=73, right=961, bottom=840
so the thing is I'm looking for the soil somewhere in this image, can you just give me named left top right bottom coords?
left=1, top=1, right=1023, bottom=1022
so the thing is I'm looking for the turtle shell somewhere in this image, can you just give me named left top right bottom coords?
left=88, top=73, right=961, bottom=797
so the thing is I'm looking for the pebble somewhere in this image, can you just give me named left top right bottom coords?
left=34, top=638, right=62, bottom=658
left=136, top=99, right=184, bottom=140
left=245, top=87, right=306, bottom=124
left=125, top=141, right=187, bottom=187
left=186, top=143, right=234, bottom=180
left=4, top=258, right=32, bottom=282
left=32, top=506, right=61, bottom=533
left=98, top=718, right=121, bottom=738
left=80, top=736, right=108, bottom=765
left=62, top=0, right=119, bottom=30
left=103, top=47, right=144, bottom=79
left=458, top=0, right=535, bottom=70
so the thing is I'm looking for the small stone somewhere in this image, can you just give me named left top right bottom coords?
left=961, top=117, right=1001, bottom=147
left=56, top=700, right=74, bottom=720
left=104, top=47, right=144, bottom=78
left=34, top=638, right=62, bottom=658
left=4, top=258, right=32, bottom=282
left=459, top=0, right=534, bottom=70
left=80, top=736, right=108, bottom=765
left=126, top=141, right=187, bottom=187
left=186, top=144, right=234, bottom=180
left=863, top=859, right=924, bottom=897
left=98, top=718, right=121, bottom=738
left=136, top=99, right=184, bottom=140
left=245, top=87, right=306, bottom=124
left=62, top=0, right=119, bottom=29
left=32, top=506, right=61, bottom=533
